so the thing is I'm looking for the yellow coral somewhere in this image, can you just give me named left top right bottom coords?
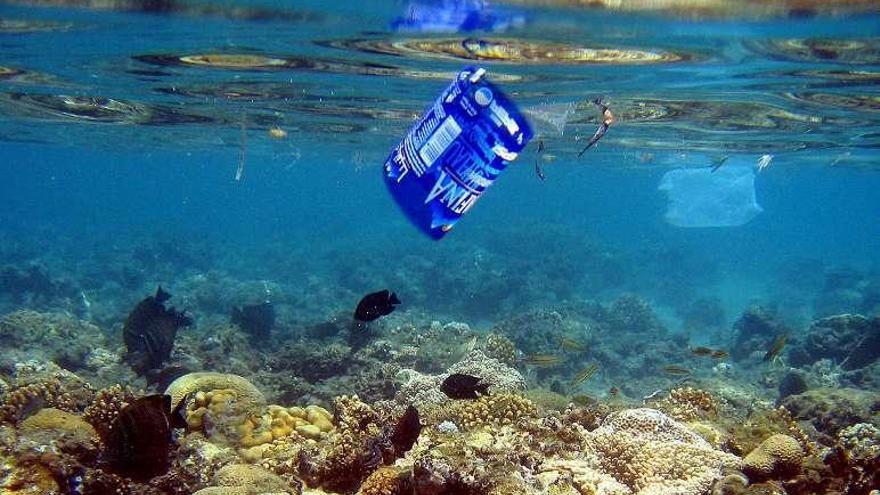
left=19, top=408, right=98, bottom=447
left=742, top=434, right=804, bottom=480
left=213, top=463, right=294, bottom=491
left=448, top=393, right=537, bottom=429
left=165, top=372, right=266, bottom=412
left=358, top=466, right=405, bottom=495
left=481, top=333, right=518, bottom=366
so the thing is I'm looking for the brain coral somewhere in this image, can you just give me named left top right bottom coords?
left=165, top=372, right=266, bottom=411
left=585, top=408, right=742, bottom=495
left=742, top=434, right=804, bottom=480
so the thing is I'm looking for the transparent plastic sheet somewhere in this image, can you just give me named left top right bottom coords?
left=521, top=101, right=576, bottom=137
left=659, top=164, right=762, bottom=228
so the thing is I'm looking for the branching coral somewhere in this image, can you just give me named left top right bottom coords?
left=444, top=393, right=537, bottom=430
left=481, top=334, right=518, bottom=367
left=82, top=384, right=139, bottom=440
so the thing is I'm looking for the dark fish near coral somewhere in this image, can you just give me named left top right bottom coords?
left=123, top=287, right=192, bottom=376
left=662, top=365, right=692, bottom=376
left=521, top=353, right=564, bottom=367
left=354, top=289, right=400, bottom=322
left=231, top=301, right=275, bottom=343
left=147, top=364, right=191, bottom=393
left=390, top=405, right=421, bottom=458
left=570, top=363, right=599, bottom=387
left=103, top=394, right=187, bottom=481
left=441, top=373, right=489, bottom=400
left=763, top=333, right=789, bottom=362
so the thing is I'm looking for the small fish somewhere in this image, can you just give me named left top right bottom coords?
left=354, top=289, right=401, bottom=322
left=535, top=139, right=546, bottom=181
left=577, top=98, right=614, bottom=157
left=522, top=353, right=564, bottom=367
left=662, top=365, right=692, bottom=376
left=711, top=350, right=729, bottom=360
left=571, top=394, right=597, bottom=407
left=691, top=346, right=714, bottom=357
left=441, top=373, right=489, bottom=400
left=710, top=155, right=729, bottom=173
left=559, top=336, right=587, bottom=353
left=763, top=333, right=789, bottom=362
left=608, top=386, right=619, bottom=397
left=570, top=363, right=599, bottom=387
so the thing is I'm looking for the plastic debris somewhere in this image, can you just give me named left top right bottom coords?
left=384, top=66, right=533, bottom=239
left=658, top=164, right=762, bottom=228
left=392, top=0, right=524, bottom=33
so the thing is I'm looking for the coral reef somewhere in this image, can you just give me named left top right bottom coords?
left=742, top=434, right=804, bottom=480
left=779, top=387, right=880, bottom=437
left=788, top=313, right=880, bottom=371
left=730, top=306, right=789, bottom=361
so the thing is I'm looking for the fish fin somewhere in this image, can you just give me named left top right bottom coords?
left=389, top=292, right=401, bottom=305
left=477, top=383, right=491, bottom=396
left=170, top=394, right=189, bottom=429
left=155, top=286, right=171, bottom=303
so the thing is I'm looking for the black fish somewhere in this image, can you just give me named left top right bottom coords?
left=390, top=405, right=421, bottom=458
left=147, top=364, right=191, bottom=393
left=231, top=301, right=275, bottom=343
left=123, top=287, right=192, bottom=376
left=354, top=289, right=400, bottom=322
left=103, top=394, right=187, bottom=481
left=441, top=373, right=490, bottom=400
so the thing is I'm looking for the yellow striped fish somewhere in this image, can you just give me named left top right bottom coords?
left=570, top=363, right=599, bottom=387
left=521, top=353, right=564, bottom=367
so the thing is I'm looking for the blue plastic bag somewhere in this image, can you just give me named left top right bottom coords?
left=383, top=67, right=533, bottom=239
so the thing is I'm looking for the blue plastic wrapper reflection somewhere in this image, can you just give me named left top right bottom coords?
left=391, top=0, right=524, bottom=33
left=383, top=67, right=533, bottom=239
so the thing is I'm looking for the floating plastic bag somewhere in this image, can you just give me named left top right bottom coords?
left=384, top=67, right=533, bottom=239
left=658, top=165, right=762, bottom=228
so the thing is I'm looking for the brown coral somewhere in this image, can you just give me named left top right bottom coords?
left=358, top=466, right=407, bottom=495
left=481, top=333, right=518, bottom=366
left=742, top=434, right=804, bottom=481
left=0, top=378, right=85, bottom=424
left=653, top=387, right=718, bottom=421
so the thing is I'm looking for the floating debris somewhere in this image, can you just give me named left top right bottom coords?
left=441, top=373, right=490, bottom=400
left=103, top=394, right=187, bottom=481
left=757, top=154, right=773, bottom=172
left=268, top=126, right=288, bottom=139
left=354, top=289, right=401, bottom=322
left=522, top=353, right=564, bottom=367
left=231, top=301, right=275, bottom=343
left=710, top=155, right=730, bottom=173
left=570, top=363, right=600, bottom=387
left=535, top=139, right=547, bottom=181
left=662, top=365, right=692, bottom=376
left=324, top=37, right=691, bottom=65
left=763, top=333, right=789, bottom=362
left=122, top=287, right=192, bottom=376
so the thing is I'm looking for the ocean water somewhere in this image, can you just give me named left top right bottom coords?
left=0, top=1, right=879, bottom=493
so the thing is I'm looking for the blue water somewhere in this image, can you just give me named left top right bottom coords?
left=1, top=0, right=879, bottom=331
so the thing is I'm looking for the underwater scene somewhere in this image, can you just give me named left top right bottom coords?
left=0, top=0, right=879, bottom=494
